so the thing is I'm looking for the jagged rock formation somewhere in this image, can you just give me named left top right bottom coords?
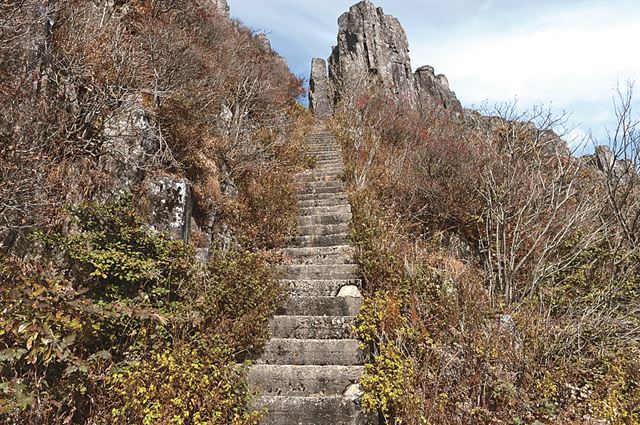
left=310, top=0, right=462, bottom=115
left=414, top=65, right=463, bottom=112
left=328, top=0, right=414, bottom=103
left=249, top=124, right=375, bottom=424
left=309, top=58, right=333, bottom=119
left=200, top=0, right=230, bottom=16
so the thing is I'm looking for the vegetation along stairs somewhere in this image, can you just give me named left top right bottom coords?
left=249, top=123, right=375, bottom=424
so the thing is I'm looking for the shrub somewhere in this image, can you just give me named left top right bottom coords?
left=1, top=199, right=283, bottom=423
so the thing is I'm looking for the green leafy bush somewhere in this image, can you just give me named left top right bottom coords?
left=1, top=199, right=283, bottom=423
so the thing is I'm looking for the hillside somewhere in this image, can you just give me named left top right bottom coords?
left=1, top=1, right=639, bottom=425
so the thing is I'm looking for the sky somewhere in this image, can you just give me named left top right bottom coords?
left=229, top=0, right=640, bottom=149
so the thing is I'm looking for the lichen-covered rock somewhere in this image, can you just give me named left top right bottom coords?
left=99, top=94, right=160, bottom=189
left=145, top=176, right=193, bottom=242
left=309, top=58, right=333, bottom=119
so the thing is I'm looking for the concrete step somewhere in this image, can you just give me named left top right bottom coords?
left=292, top=233, right=351, bottom=247
left=296, top=180, right=345, bottom=190
left=285, top=264, right=359, bottom=280
left=297, top=223, right=349, bottom=237
left=314, top=160, right=344, bottom=166
left=312, top=165, right=344, bottom=172
left=300, top=204, right=352, bottom=216
left=298, top=213, right=352, bottom=226
left=255, top=395, right=374, bottom=425
left=284, top=245, right=355, bottom=265
left=297, top=180, right=344, bottom=190
left=312, top=154, right=342, bottom=160
left=299, top=197, right=350, bottom=209
left=269, top=315, right=356, bottom=339
left=257, top=338, right=365, bottom=365
left=278, top=296, right=362, bottom=316
left=296, top=188, right=348, bottom=201
left=281, top=279, right=362, bottom=297
left=249, top=365, right=363, bottom=396
left=295, top=172, right=343, bottom=182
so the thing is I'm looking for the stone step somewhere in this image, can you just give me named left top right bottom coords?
left=297, top=191, right=347, bottom=202
left=298, top=185, right=347, bottom=196
left=299, top=197, right=350, bottom=209
left=292, top=233, right=351, bottom=247
left=295, top=172, right=343, bottom=182
left=257, top=338, right=365, bottom=365
left=314, top=160, right=344, bottom=166
left=310, top=164, right=344, bottom=171
left=269, top=315, right=356, bottom=339
left=284, top=245, right=355, bottom=265
left=285, top=264, right=359, bottom=280
left=298, top=213, right=352, bottom=226
left=312, top=154, right=342, bottom=160
left=300, top=204, right=352, bottom=216
left=255, top=396, right=374, bottom=425
left=297, top=180, right=344, bottom=190
left=297, top=223, right=350, bottom=237
left=281, top=279, right=362, bottom=297
left=278, top=295, right=362, bottom=316
left=249, top=365, right=363, bottom=396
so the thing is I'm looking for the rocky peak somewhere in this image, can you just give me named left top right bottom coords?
left=312, top=0, right=463, bottom=116
left=328, top=0, right=414, bottom=103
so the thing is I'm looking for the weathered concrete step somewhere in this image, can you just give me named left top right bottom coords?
left=293, top=233, right=351, bottom=247
left=297, top=180, right=344, bottom=190
left=255, top=395, right=374, bottom=425
left=295, top=172, right=343, bottom=182
left=298, top=213, right=352, bottom=226
left=297, top=223, right=349, bottom=236
left=300, top=204, right=351, bottom=216
left=299, top=197, right=350, bottom=209
left=298, top=185, right=347, bottom=196
left=297, top=191, right=347, bottom=202
left=284, top=245, right=354, bottom=265
left=281, top=279, right=362, bottom=297
left=313, top=160, right=344, bottom=166
left=285, top=264, right=359, bottom=280
left=269, top=315, right=356, bottom=339
left=312, top=154, right=342, bottom=160
left=257, top=338, right=365, bottom=365
left=278, top=296, right=362, bottom=316
left=249, top=365, right=362, bottom=396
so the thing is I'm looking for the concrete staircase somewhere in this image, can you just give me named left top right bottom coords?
left=249, top=123, right=375, bottom=424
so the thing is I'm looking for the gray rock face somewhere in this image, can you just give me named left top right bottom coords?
left=309, top=58, right=333, bottom=119
left=414, top=65, right=463, bottom=113
left=323, top=0, right=461, bottom=114
left=200, top=0, right=230, bottom=16
left=328, top=0, right=414, bottom=103
left=99, top=94, right=160, bottom=189
left=145, top=176, right=193, bottom=242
